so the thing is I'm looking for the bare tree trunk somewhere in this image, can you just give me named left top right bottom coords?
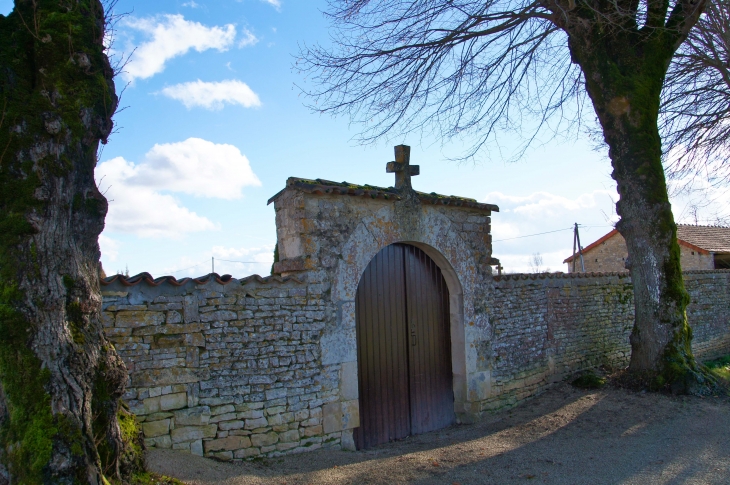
left=0, top=0, right=137, bottom=482
left=564, top=22, right=711, bottom=392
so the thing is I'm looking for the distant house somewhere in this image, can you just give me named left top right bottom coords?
left=564, top=225, right=730, bottom=273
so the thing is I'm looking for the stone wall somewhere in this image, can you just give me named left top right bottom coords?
left=102, top=268, right=730, bottom=461
left=475, top=270, right=730, bottom=412
left=99, top=172, right=730, bottom=462
left=102, top=273, right=352, bottom=461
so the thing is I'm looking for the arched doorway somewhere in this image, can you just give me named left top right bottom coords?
left=354, top=243, right=455, bottom=449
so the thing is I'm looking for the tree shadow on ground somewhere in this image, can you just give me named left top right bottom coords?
left=148, top=383, right=730, bottom=485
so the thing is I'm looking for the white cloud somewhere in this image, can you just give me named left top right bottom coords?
left=96, top=138, right=260, bottom=238
left=97, top=157, right=217, bottom=238
left=238, top=29, right=259, bottom=47
left=127, top=138, right=261, bottom=199
left=485, top=190, right=618, bottom=273
left=160, top=79, right=261, bottom=110
left=260, top=0, right=281, bottom=9
left=182, top=1, right=200, bottom=7
left=121, top=14, right=238, bottom=81
left=99, top=235, right=121, bottom=262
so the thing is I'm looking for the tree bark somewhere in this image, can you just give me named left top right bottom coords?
left=558, top=5, right=712, bottom=392
left=0, top=0, right=136, bottom=482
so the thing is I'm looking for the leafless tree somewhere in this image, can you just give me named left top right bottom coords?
left=529, top=252, right=546, bottom=273
left=298, top=0, right=716, bottom=392
left=662, top=0, right=730, bottom=188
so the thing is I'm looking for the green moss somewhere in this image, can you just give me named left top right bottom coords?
left=0, top=290, right=57, bottom=483
left=130, top=472, right=185, bottom=485
left=0, top=0, right=121, bottom=478
left=704, top=355, right=730, bottom=382
left=66, top=301, right=86, bottom=345
left=571, top=371, right=606, bottom=389
left=63, top=275, right=76, bottom=290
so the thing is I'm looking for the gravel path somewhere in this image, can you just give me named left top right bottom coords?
left=147, top=383, right=730, bottom=484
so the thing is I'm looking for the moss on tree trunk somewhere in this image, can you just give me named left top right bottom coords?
left=560, top=4, right=715, bottom=394
left=0, top=0, right=142, bottom=482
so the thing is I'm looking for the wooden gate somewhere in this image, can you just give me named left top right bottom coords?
left=354, top=243, right=454, bottom=449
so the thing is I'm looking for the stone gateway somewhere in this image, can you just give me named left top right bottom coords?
left=100, top=146, right=730, bottom=461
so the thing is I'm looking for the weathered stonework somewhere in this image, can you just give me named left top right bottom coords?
left=476, top=270, right=730, bottom=412
left=101, top=172, right=730, bottom=461
left=102, top=274, right=342, bottom=460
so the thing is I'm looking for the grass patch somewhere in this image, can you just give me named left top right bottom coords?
left=704, top=355, right=730, bottom=382
left=571, top=370, right=606, bottom=389
left=131, top=472, right=186, bottom=485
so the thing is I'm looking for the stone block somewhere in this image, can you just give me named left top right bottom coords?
left=142, top=396, right=161, bottom=415
left=300, top=425, right=323, bottom=438
left=279, top=430, right=300, bottom=443
left=277, top=442, right=299, bottom=451
left=210, top=413, right=237, bottom=423
left=234, top=448, right=260, bottom=459
left=155, top=335, right=184, bottom=348
left=322, top=402, right=343, bottom=434
left=211, top=404, right=235, bottom=416
left=132, top=367, right=208, bottom=388
left=160, top=392, right=187, bottom=411
left=170, top=425, right=218, bottom=443
left=190, top=439, right=204, bottom=456
left=204, top=436, right=252, bottom=452
left=174, top=406, right=211, bottom=426
left=265, top=388, right=287, bottom=400
left=250, top=432, right=279, bottom=447
left=341, top=429, right=356, bottom=451
left=294, top=410, right=309, bottom=421
left=339, top=361, right=358, bottom=401
left=141, top=419, right=170, bottom=438
left=183, top=295, right=199, bottom=323
left=341, top=399, right=360, bottom=430
left=210, top=451, right=233, bottom=461
left=145, top=435, right=172, bottom=449
left=185, top=332, right=206, bottom=347
left=245, top=417, right=269, bottom=429
left=320, top=326, right=356, bottom=365
left=166, top=310, right=183, bottom=324
left=116, top=311, right=164, bottom=328
left=145, top=412, right=173, bottom=423
left=218, top=420, right=244, bottom=431
left=238, top=410, right=264, bottom=420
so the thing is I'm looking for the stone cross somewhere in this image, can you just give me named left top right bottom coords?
left=386, top=145, right=420, bottom=190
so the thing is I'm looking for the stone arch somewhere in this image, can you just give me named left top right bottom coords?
left=328, top=205, right=477, bottom=419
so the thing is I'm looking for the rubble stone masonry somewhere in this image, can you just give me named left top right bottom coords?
left=102, top=269, right=730, bottom=461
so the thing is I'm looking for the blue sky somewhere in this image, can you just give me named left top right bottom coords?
left=1, top=0, right=721, bottom=276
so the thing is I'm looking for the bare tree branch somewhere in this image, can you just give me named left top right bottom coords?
left=662, top=0, right=730, bottom=189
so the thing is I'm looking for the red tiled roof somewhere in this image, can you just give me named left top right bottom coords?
left=563, top=224, right=730, bottom=263
left=268, top=177, right=499, bottom=213
left=101, top=272, right=301, bottom=287
left=563, top=229, right=619, bottom=263
left=677, top=225, right=730, bottom=253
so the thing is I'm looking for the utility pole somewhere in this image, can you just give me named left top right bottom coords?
left=572, top=223, right=585, bottom=272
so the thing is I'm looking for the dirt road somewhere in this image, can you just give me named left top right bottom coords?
left=147, top=383, right=730, bottom=484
